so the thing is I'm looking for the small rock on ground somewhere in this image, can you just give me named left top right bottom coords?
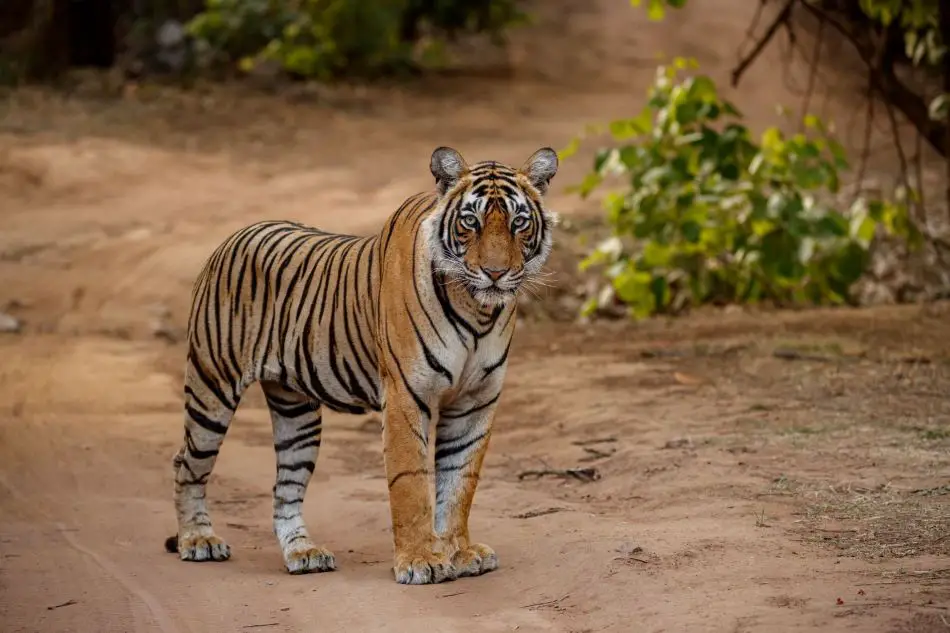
left=0, top=312, right=22, bottom=334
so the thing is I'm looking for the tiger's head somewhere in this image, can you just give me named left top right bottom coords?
left=423, top=146, right=559, bottom=307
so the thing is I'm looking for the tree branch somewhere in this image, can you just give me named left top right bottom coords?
left=793, top=0, right=947, bottom=158
left=799, top=15, right=825, bottom=129
left=731, top=0, right=796, bottom=88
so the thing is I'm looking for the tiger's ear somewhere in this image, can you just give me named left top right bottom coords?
left=430, top=146, right=469, bottom=195
left=519, top=147, right=559, bottom=195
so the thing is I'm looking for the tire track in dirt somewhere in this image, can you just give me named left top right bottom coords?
left=0, top=474, right=180, bottom=633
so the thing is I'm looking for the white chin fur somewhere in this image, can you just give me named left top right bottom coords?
left=473, top=287, right=516, bottom=307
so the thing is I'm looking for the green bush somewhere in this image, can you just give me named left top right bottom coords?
left=564, top=58, right=919, bottom=318
left=186, top=0, right=527, bottom=80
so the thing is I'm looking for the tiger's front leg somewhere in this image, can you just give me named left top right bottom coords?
left=381, top=378, right=455, bottom=585
left=434, top=394, right=500, bottom=578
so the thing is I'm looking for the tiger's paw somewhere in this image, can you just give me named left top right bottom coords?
left=393, top=549, right=455, bottom=585
left=176, top=532, right=231, bottom=562
left=283, top=541, right=336, bottom=575
left=452, top=543, right=498, bottom=578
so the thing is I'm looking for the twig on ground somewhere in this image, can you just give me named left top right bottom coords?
left=47, top=599, right=78, bottom=611
left=899, top=355, right=933, bottom=365
left=242, top=623, right=279, bottom=629
left=571, top=437, right=617, bottom=446
left=521, top=594, right=570, bottom=610
left=438, top=591, right=466, bottom=598
left=517, top=467, right=600, bottom=483
left=815, top=528, right=858, bottom=534
left=638, top=348, right=689, bottom=359
left=614, top=556, right=652, bottom=565
left=661, top=437, right=692, bottom=449
left=579, top=446, right=615, bottom=461
left=772, top=348, right=834, bottom=362
left=512, top=507, right=567, bottom=519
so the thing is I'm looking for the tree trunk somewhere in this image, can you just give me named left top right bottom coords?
left=23, top=0, right=71, bottom=80
left=940, top=0, right=950, bottom=222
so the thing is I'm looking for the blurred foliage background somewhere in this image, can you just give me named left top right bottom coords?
left=0, top=0, right=946, bottom=319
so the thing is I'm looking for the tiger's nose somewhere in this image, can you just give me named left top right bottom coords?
left=482, top=266, right=508, bottom=281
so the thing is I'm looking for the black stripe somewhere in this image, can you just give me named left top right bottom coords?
left=412, top=232, right=447, bottom=347
left=188, top=350, right=235, bottom=410
left=200, top=280, right=235, bottom=403
left=269, top=400, right=316, bottom=419
left=275, top=480, right=308, bottom=490
left=274, top=420, right=322, bottom=452
left=435, top=430, right=488, bottom=462
left=431, top=262, right=477, bottom=343
left=408, top=308, right=453, bottom=384
left=186, top=403, right=229, bottom=435
left=296, top=321, right=366, bottom=413
left=292, top=240, right=331, bottom=327
left=384, top=334, right=431, bottom=420
left=388, top=468, right=427, bottom=489
left=248, top=225, right=292, bottom=304
left=279, top=460, right=316, bottom=474
left=483, top=339, right=511, bottom=378
left=184, top=385, right=209, bottom=411
left=184, top=428, right=219, bottom=460
left=265, top=391, right=299, bottom=407
left=441, top=392, right=501, bottom=420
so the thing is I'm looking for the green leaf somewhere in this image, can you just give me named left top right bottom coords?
left=720, top=163, right=740, bottom=180
left=593, top=148, right=613, bottom=172
left=641, top=241, right=672, bottom=267
left=854, top=216, right=877, bottom=243
left=814, top=213, right=848, bottom=237
left=650, top=275, right=670, bottom=309
left=558, top=137, right=582, bottom=160
left=646, top=0, right=666, bottom=21
left=612, top=268, right=656, bottom=318
left=832, top=241, right=869, bottom=285
left=609, top=119, right=642, bottom=140
left=929, top=94, right=949, bottom=121
left=761, top=127, right=785, bottom=152
left=680, top=220, right=703, bottom=243
left=618, top=145, right=642, bottom=169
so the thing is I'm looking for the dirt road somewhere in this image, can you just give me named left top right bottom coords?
left=1, top=1, right=948, bottom=631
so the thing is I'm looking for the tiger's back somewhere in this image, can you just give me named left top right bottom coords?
left=186, top=219, right=383, bottom=415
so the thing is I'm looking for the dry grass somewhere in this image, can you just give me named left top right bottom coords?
left=800, top=487, right=950, bottom=561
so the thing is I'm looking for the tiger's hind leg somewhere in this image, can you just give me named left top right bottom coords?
left=261, top=381, right=336, bottom=574
left=170, top=358, right=243, bottom=562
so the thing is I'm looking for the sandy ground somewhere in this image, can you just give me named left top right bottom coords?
left=1, top=1, right=948, bottom=632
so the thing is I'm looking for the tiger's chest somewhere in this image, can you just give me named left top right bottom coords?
left=426, top=311, right=515, bottom=412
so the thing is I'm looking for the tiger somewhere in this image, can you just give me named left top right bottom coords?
left=163, top=146, right=559, bottom=585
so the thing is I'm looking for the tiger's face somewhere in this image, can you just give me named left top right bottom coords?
left=424, top=147, right=559, bottom=307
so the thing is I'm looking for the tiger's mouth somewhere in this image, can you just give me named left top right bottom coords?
left=472, top=285, right=517, bottom=307
left=466, top=274, right=521, bottom=306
